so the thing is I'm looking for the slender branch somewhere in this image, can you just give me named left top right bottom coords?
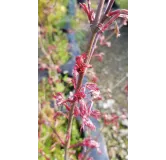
left=101, top=0, right=114, bottom=24
left=38, top=149, right=50, bottom=160
left=87, top=0, right=91, bottom=11
left=38, top=33, right=47, bottom=57
left=64, top=1, right=128, bottom=159
left=85, top=32, right=98, bottom=63
left=43, top=115, right=65, bottom=145
left=105, top=21, right=124, bottom=41
left=50, top=126, right=65, bottom=145
left=107, top=9, right=128, bottom=17
left=112, top=73, right=128, bottom=91
left=91, top=0, right=105, bottom=32
left=64, top=1, right=108, bottom=159
left=38, top=26, right=56, bottom=65
left=64, top=32, right=98, bottom=160
left=94, top=0, right=105, bottom=24
left=64, top=9, right=105, bottom=159
left=104, top=0, right=114, bottom=15
left=87, top=32, right=100, bottom=64
left=69, top=142, right=82, bottom=148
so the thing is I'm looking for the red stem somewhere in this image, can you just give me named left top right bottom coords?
left=104, top=0, right=115, bottom=15
left=69, top=142, right=82, bottom=148
left=63, top=1, right=128, bottom=159
left=101, top=13, right=120, bottom=32
left=64, top=33, right=98, bottom=160
left=107, top=9, right=128, bottom=17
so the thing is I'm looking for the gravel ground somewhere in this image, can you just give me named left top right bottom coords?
left=91, top=26, right=128, bottom=160
left=91, top=26, right=128, bottom=110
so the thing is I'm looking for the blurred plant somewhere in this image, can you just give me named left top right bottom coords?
left=38, top=0, right=71, bottom=104
left=39, top=0, right=128, bottom=160
left=116, top=0, right=128, bottom=9
left=38, top=1, right=74, bottom=159
left=38, top=0, right=70, bottom=67
left=38, top=105, right=83, bottom=160
left=102, top=107, right=128, bottom=160
left=52, top=0, right=128, bottom=159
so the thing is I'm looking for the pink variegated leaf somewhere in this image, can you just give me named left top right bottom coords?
left=90, top=109, right=101, bottom=119
left=86, top=82, right=99, bottom=92
left=81, top=117, right=96, bottom=131
left=52, top=92, right=64, bottom=106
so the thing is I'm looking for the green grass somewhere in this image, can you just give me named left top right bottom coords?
left=117, top=0, right=128, bottom=9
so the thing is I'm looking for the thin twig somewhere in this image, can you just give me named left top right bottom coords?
left=64, top=1, right=109, bottom=159
left=38, top=35, right=47, bottom=57
left=69, top=142, right=82, bottom=149
left=105, top=20, right=124, bottom=41
left=100, top=0, right=115, bottom=24
left=42, top=114, right=65, bottom=145
left=64, top=3, right=106, bottom=157
left=63, top=1, right=128, bottom=159
left=94, top=0, right=105, bottom=24
left=104, top=0, right=114, bottom=15
left=38, top=26, right=56, bottom=65
left=112, top=74, right=128, bottom=91
left=91, top=0, right=105, bottom=32
left=64, top=32, right=98, bottom=160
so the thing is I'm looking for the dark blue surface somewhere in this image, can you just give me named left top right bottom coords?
left=60, top=31, right=80, bottom=77
left=38, top=69, right=48, bottom=83
left=88, top=117, right=109, bottom=160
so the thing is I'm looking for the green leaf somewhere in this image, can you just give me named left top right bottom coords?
left=56, top=83, right=65, bottom=92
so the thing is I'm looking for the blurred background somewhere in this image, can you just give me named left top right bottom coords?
left=38, top=0, right=128, bottom=159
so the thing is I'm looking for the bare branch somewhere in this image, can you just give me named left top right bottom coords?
left=91, top=0, right=105, bottom=32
